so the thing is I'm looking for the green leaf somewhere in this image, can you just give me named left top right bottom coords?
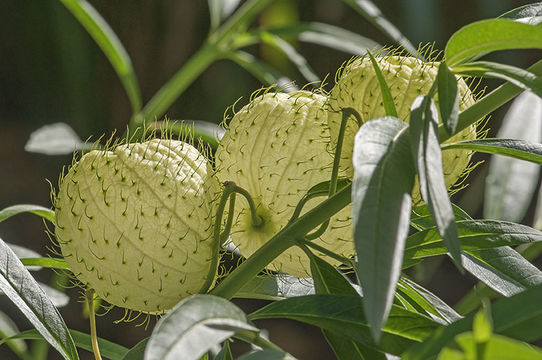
left=499, top=2, right=542, bottom=25
left=463, top=247, right=542, bottom=297
left=437, top=63, right=460, bottom=134
left=59, top=0, right=141, bottom=113
left=259, top=32, right=320, bottom=84
left=25, top=123, right=86, bottom=156
left=228, top=51, right=295, bottom=89
left=145, top=295, right=258, bottom=360
left=249, top=294, right=440, bottom=356
left=208, top=0, right=241, bottom=31
left=367, top=52, right=397, bottom=117
left=411, top=203, right=471, bottom=231
left=235, top=274, right=314, bottom=301
left=121, top=338, right=148, bottom=360
left=351, top=117, right=415, bottom=339
left=20, top=258, right=69, bottom=271
left=404, top=220, right=542, bottom=261
left=0, top=237, right=77, bottom=360
left=0, top=204, right=54, bottom=224
left=484, top=91, right=542, bottom=222
left=438, top=333, right=542, bottom=360
left=0, top=328, right=129, bottom=360
left=340, top=0, right=416, bottom=54
left=402, top=284, right=542, bottom=360
left=442, top=139, right=542, bottom=164
left=397, top=278, right=461, bottom=325
left=257, top=22, right=379, bottom=56
left=410, top=95, right=462, bottom=270
left=472, top=306, right=493, bottom=343
left=237, top=349, right=294, bottom=360
left=445, top=19, right=542, bottom=66
left=307, top=253, right=385, bottom=360
left=453, top=61, right=542, bottom=97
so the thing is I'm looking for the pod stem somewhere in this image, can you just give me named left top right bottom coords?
left=86, top=288, right=102, bottom=360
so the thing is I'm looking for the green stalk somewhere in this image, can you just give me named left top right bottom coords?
left=136, top=42, right=220, bottom=129
left=235, top=330, right=282, bottom=351
left=211, top=184, right=351, bottom=299
left=86, top=289, right=102, bottom=360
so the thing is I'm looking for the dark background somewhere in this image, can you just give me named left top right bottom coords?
left=0, top=0, right=539, bottom=359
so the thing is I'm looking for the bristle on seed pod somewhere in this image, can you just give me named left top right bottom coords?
left=54, top=139, right=220, bottom=314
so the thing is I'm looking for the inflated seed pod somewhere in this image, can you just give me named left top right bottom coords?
left=328, top=55, right=477, bottom=203
left=215, top=90, right=354, bottom=277
left=54, top=139, right=220, bottom=314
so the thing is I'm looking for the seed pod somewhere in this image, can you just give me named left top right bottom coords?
left=328, top=55, right=477, bottom=203
left=216, top=91, right=353, bottom=277
left=54, top=139, right=219, bottom=314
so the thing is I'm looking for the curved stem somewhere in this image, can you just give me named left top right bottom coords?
left=211, top=184, right=351, bottom=299
left=220, top=192, right=237, bottom=244
left=230, top=183, right=264, bottom=227
left=86, top=288, right=102, bottom=360
left=288, top=190, right=328, bottom=223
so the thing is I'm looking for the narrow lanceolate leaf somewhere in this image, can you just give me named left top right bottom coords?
left=259, top=22, right=379, bottom=56
left=437, top=63, right=459, bottom=134
left=215, top=341, right=233, bottom=360
left=0, top=310, right=27, bottom=357
left=259, top=32, right=320, bottom=84
left=0, top=204, right=54, bottom=223
left=402, top=284, right=542, bottom=360
left=484, top=91, right=542, bottom=222
left=439, top=333, right=542, bottom=359
left=308, top=253, right=383, bottom=360
left=340, top=0, right=416, bottom=54
left=19, top=258, right=69, bottom=270
left=396, top=278, right=461, bottom=325
left=59, top=0, right=141, bottom=113
left=145, top=295, right=258, bottom=360
left=25, top=123, right=86, bottom=156
left=445, top=19, right=542, bottom=66
left=367, top=52, right=397, bottom=117
left=499, top=2, right=542, bottom=25
left=351, top=117, right=415, bottom=340
left=404, top=220, right=542, bottom=261
left=442, top=139, right=542, bottom=164
left=249, top=295, right=440, bottom=356
left=228, top=51, right=295, bottom=90
left=463, top=247, right=542, bottom=297
left=0, top=238, right=78, bottom=360
left=410, top=96, right=462, bottom=270
left=453, top=61, right=542, bottom=97
left=411, top=203, right=470, bottom=231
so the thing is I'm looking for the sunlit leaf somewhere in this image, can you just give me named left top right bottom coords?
left=145, top=295, right=258, bottom=360
left=235, top=274, right=314, bottom=301
left=25, top=123, right=86, bottom=156
left=445, top=19, right=542, bottom=66
left=437, top=63, right=460, bottom=134
left=442, top=139, right=542, bottom=164
left=0, top=238, right=77, bottom=359
left=352, top=117, right=414, bottom=339
left=410, top=95, right=462, bottom=269
left=0, top=204, right=54, bottom=224
left=499, top=2, right=542, bottom=25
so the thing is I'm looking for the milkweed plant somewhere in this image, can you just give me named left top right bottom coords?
left=2, top=1, right=542, bottom=359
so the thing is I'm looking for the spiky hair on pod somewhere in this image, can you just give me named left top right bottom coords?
left=328, top=47, right=478, bottom=204
left=53, top=128, right=221, bottom=315
left=215, top=89, right=354, bottom=277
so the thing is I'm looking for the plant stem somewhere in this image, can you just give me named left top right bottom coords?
left=231, top=184, right=264, bottom=227
left=136, top=42, right=220, bottom=129
left=297, top=239, right=355, bottom=268
left=235, top=330, right=283, bottom=351
left=86, top=288, right=102, bottom=360
left=211, top=185, right=351, bottom=299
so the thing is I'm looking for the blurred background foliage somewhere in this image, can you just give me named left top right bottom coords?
left=0, top=0, right=539, bottom=358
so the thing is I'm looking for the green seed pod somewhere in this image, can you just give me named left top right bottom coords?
left=216, top=90, right=354, bottom=277
left=328, top=55, right=477, bottom=203
left=54, top=139, right=219, bottom=314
